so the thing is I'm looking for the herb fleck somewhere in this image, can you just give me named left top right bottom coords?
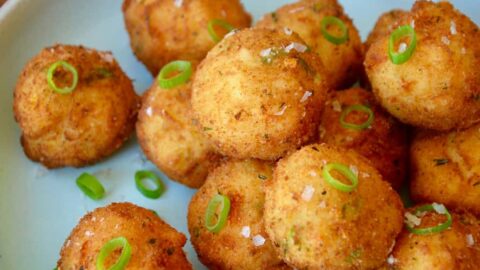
left=148, top=238, right=156, bottom=244
left=433, top=158, right=449, bottom=166
left=271, top=12, right=278, bottom=23
left=258, top=174, right=268, bottom=180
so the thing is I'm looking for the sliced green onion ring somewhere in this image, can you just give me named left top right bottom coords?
left=322, top=163, right=358, bottom=192
left=76, top=173, right=105, bottom=200
left=320, top=16, right=348, bottom=45
left=47, top=60, right=78, bottom=94
left=388, top=25, right=417, bottom=65
left=96, top=237, right=132, bottom=270
left=406, top=204, right=453, bottom=235
left=208, top=19, right=235, bottom=43
left=135, top=170, right=165, bottom=199
left=205, top=194, right=231, bottom=233
left=157, top=60, right=192, bottom=89
left=340, top=104, right=375, bottom=130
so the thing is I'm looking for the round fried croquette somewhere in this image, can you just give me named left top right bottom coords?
left=386, top=206, right=480, bottom=270
left=318, top=88, right=408, bottom=190
left=191, top=28, right=330, bottom=160
left=264, top=144, right=404, bottom=270
left=122, top=0, right=252, bottom=76
left=57, top=202, right=192, bottom=270
left=136, top=68, right=221, bottom=188
left=410, top=123, right=480, bottom=215
left=365, top=9, right=408, bottom=51
left=364, top=1, right=480, bottom=131
left=187, top=159, right=290, bottom=270
left=13, top=45, right=139, bottom=168
left=255, top=0, right=363, bottom=89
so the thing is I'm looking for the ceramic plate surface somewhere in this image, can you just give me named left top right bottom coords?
left=0, top=0, right=479, bottom=269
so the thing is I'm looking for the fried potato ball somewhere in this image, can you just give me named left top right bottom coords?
left=264, top=144, right=404, bottom=270
left=318, top=88, right=408, bottom=190
left=13, top=45, right=139, bottom=168
left=122, top=0, right=252, bottom=76
left=386, top=207, right=480, bottom=270
left=136, top=68, right=221, bottom=188
left=364, top=1, right=480, bottom=131
left=365, top=9, right=408, bottom=51
left=187, top=159, right=289, bottom=270
left=410, top=123, right=480, bottom=215
left=57, top=202, right=192, bottom=270
left=255, top=0, right=363, bottom=89
left=191, top=28, right=330, bottom=160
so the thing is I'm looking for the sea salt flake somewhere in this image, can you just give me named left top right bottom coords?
left=332, top=100, right=342, bottom=112
left=301, top=185, right=315, bottom=201
left=450, top=21, right=457, bottom=35
left=404, top=212, right=422, bottom=227
left=410, top=20, right=415, bottom=29
left=309, top=170, right=317, bottom=177
left=349, top=165, right=358, bottom=176
left=173, top=0, right=183, bottom=8
left=274, top=104, right=288, bottom=116
left=146, top=107, right=153, bottom=117
left=224, top=29, right=238, bottom=39
left=241, top=226, right=251, bottom=238
left=284, top=27, right=293, bottom=36
left=260, top=48, right=272, bottom=58
left=252, top=235, right=266, bottom=246
left=101, top=52, right=114, bottom=63
left=300, top=91, right=312, bottom=102
left=284, top=42, right=307, bottom=53
left=441, top=36, right=450, bottom=45
left=432, top=203, right=447, bottom=214
left=387, top=255, right=397, bottom=265
left=85, top=231, right=94, bottom=237
left=289, top=6, right=305, bottom=13
left=466, top=234, right=475, bottom=246
left=398, top=42, right=407, bottom=53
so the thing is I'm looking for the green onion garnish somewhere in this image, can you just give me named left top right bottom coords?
left=96, top=237, right=132, bottom=270
left=322, top=163, right=358, bottom=192
left=47, top=60, right=78, bottom=94
left=405, top=204, right=453, bottom=235
left=205, top=194, right=230, bottom=233
left=157, top=60, right=192, bottom=89
left=388, top=25, right=417, bottom=65
left=207, top=19, right=235, bottom=43
left=339, top=104, right=374, bottom=130
left=135, top=170, right=165, bottom=199
left=76, top=173, right=105, bottom=200
left=320, top=16, right=348, bottom=45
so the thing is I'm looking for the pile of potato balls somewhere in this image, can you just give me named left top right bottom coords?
left=11, top=0, right=480, bottom=269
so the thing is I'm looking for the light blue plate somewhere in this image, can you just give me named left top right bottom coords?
left=0, top=1, right=478, bottom=269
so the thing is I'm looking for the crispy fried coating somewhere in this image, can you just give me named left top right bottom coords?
left=13, top=45, right=139, bottom=168
left=187, top=159, right=289, bottom=270
left=57, top=202, right=192, bottom=270
left=365, top=9, right=408, bottom=51
left=364, top=1, right=480, bottom=131
left=410, top=123, right=480, bottom=215
left=387, top=207, right=480, bottom=270
left=264, top=144, right=404, bottom=270
left=122, top=0, right=252, bottom=75
left=191, top=28, right=330, bottom=160
left=318, top=88, right=408, bottom=189
left=136, top=70, right=221, bottom=188
left=255, top=0, right=363, bottom=89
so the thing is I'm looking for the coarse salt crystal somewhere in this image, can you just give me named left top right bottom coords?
left=241, top=226, right=251, bottom=238
left=410, top=20, right=415, bottom=28
left=387, top=255, right=396, bottom=265
left=284, top=27, right=293, bottom=36
left=398, top=42, right=407, bottom=53
left=349, top=165, right=358, bottom=176
left=101, top=52, right=114, bottom=63
left=146, top=107, right=153, bottom=117
left=332, top=100, right=342, bottom=112
left=91, top=217, right=96, bottom=222
left=450, top=21, right=457, bottom=35
left=432, top=203, right=447, bottom=214
left=289, top=6, right=305, bottom=13
left=467, top=234, right=475, bottom=246
left=85, top=231, right=94, bottom=237
left=441, top=36, right=450, bottom=45
left=284, top=42, right=308, bottom=53
left=173, top=0, right=183, bottom=8
left=274, top=104, right=288, bottom=116
left=301, top=185, right=315, bottom=201
left=224, top=30, right=238, bottom=39
left=309, top=170, right=317, bottom=177
left=252, top=235, right=266, bottom=246
left=404, top=212, right=422, bottom=227
left=300, top=91, right=312, bottom=102
left=260, top=48, right=272, bottom=58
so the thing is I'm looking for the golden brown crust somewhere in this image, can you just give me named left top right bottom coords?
left=364, top=1, right=480, bottom=131
left=264, top=144, right=404, bottom=269
left=13, top=44, right=139, bottom=168
left=388, top=207, right=480, bottom=270
left=57, top=202, right=192, bottom=270
left=192, top=28, right=331, bottom=160
left=122, top=0, right=252, bottom=75
left=187, top=159, right=290, bottom=270
left=318, top=88, right=408, bottom=190
left=410, top=123, right=480, bottom=215
left=136, top=71, right=221, bottom=188
left=255, top=0, right=363, bottom=89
